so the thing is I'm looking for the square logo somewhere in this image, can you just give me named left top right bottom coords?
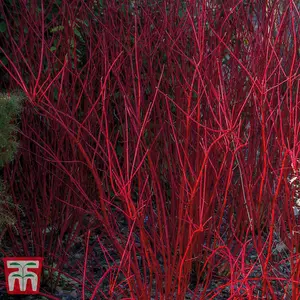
left=3, top=257, right=43, bottom=295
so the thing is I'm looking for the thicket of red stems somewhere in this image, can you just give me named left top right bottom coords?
left=0, top=0, right=299, bottom=298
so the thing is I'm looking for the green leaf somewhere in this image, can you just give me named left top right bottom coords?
left=9, top=262, right=22, bottom=266
left=178, top=9, right=184, bottom=18
left=73, top=27, right=83, bottom=40
left=0, top=22, right=6, bottom=33
left=50, top=46, right=56, bottom=52
left=50, top=25, right=64, bottom=33
left=69, top=39, right=75, bottom=49
left=25, top=262, right=37, bottom=266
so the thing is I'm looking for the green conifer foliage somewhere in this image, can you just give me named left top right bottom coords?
left=0, top=92, right=23, bottom=236
left=0, top=92, right=22, bottom=167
